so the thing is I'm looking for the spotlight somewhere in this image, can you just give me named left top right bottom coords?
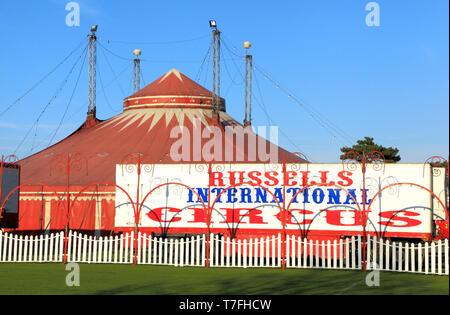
left=133, top=49, right=141, bottom=57
left=90, top=25, right=98, bottom=33
left=209, top=20, right=217, bottom=28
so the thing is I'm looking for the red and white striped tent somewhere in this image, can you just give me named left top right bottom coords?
left=17, top=69, right=305, bottom=233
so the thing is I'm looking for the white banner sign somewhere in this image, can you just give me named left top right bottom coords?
left=115, top=163, right=442, bottom=238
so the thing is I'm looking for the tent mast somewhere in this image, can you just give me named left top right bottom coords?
left=87, top=25, right=98, bottom=118
left=210, top=21, right=220, bottom=119
left=133, top=49, right=142, bottom=93
left=244, top=41, right=252, bottom=127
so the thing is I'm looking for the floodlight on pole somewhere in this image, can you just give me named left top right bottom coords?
left=209, top=20, right=217, bottom=28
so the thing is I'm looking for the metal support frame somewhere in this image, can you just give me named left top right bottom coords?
left=121, top=153, right=154, bottom=264
left=4, top=152, right=449, bottom=270
left=48, top=152, right=88, bottom=263
left=342, top=150, right=386, bottom=272
left=424, top=156, right=450, bottom=239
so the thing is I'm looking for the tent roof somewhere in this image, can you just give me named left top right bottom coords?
left=19, top=69, right=307, bottom=187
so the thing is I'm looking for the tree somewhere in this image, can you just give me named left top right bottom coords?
left=340, top=137, right=401, bottom=163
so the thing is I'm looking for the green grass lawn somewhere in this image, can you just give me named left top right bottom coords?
left=0, top=263, right=448, bottom=295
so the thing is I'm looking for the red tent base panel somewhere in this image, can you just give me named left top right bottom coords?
left=17, top=188, right=115, bottom=232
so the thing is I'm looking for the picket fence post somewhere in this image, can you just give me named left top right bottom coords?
left=0, top=232, right=3, bottom=262
left=431, top=242, right=436, bottom=274
left=445, top=239, right=449, bottom=275
left=437, top=240, right=442, bottom=275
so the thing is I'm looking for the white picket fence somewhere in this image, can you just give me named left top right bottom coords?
left=209, top=234, right=282, bottom=268
left=366, top=235, right=449, bottom=275
left=0, top=231, right=64, bottom=263
left=0, top=231, right=448, bottom=275
left=136, top=233, right=206, bottom=266
left=284, top=234, right=361, bottom=270
left=66, top=231, right=134, bottom=264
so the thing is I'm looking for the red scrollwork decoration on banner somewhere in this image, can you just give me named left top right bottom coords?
left=341, top=150, right=386, bottom=174
left=423, top=155, right=449, bottom=178
left=121, top=153, right=155, bottom=177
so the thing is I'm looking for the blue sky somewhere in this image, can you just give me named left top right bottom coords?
left=0, top=0, right=448, bottom=163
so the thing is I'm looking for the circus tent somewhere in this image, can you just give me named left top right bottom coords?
left=17, top=68, right=305, bottom=233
